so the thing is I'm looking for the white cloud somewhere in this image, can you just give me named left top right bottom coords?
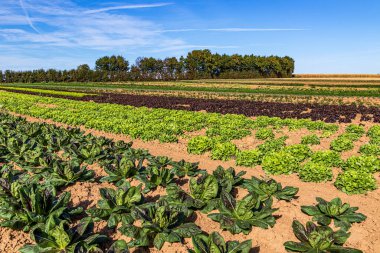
left=0, top=0, right=179, bottom=51
left=160, top=28, right=308, bottom=33
left=84, top=3, right=173, bottom=14
left=19, top=0, right=40, bottom=33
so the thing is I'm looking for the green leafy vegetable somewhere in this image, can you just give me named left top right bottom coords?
left=301, top=197, right=366, bottom=231
left=208, top=191, right=277, bottom=235
left=242, top=177, right=298, bottom=201
left=87, top=182, right=144, bottom=228
left=189, top=232, right=252, bottom=253
left=284, top=220, right=362, bottom=253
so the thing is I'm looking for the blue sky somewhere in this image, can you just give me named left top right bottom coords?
left=1, top=0, right=380, bottom=73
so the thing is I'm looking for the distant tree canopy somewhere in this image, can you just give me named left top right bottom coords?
left=0, top=50, right=294, bottom=83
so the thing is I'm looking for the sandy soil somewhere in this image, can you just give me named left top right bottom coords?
left=2, top=113, right=380, bottom=253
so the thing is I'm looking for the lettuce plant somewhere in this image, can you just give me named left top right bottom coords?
left=301, top=197, right=366, bottom=231
left=136, top=166, right=176, bottom=193
left=335, top=170, right=377, bottom=194
left=187, top=136, right=214, bottom=155
left=255, top=128, right=274, bottom=140
left=242, top=177, right=298, bottom=201
left=330, top=137, right=354, bottom=152
left=0, top=184, right=82, bottom=231
left=65, top=142, right=105, bottom=164
left=19, top=217, right=107, bottom=253
left=164, top=175, right=219, bottom=213
left=310, top=150, right=343, bottom=167
left=208, top=191, right=277, bottom=235
left=87, top=183, right=144, bottom=228
left=119, top=203, right=201, bottom=250
left=262, top=151, right=299, bottom=175
left=235, top=149, right=262, bottom=167
left=343, top=155, right=380, bottom=173
left=284, top=220, right=362, bottom=253
left=301, top=134, right=320, bottom=145
left=359, top=144, right=380, bottom=156
left=298, top=162, right=333, bottom=183
left=172, top=159, right=203, bottom=178
left=45, top=159, right=94, bottom=187
left=345, top=124, right=365, bottom=139
left=100, top=154, right=145, bottom=186
left=212, top=166, right=246, bottom=193
left=258, top=136, right=287, bottom=153
left=211, top=142, right=238, bottom=161
left=283, top=144, right=312, bottom=163
left=189, top=232, right=252, bottom=253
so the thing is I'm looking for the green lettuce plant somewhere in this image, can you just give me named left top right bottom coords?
left=242, top=176, right=298, bottom=201
left=301, top=197, right=366, bottom=231
left=284, top=220, right=362, bottom=253
left=208, top=191, right=277, bottom=235
left=298, top=162, right=333, bottom=183
left=86, top=182, right=144, bottom=228
left=335, top=170, right=377, bottom=194
left=119, top=203, right=201, bottom=250
left=189, top=232, right=252, bottom=253
left=164, top=175, right=219, bottom=213
left=19, top=217, right=107, bottom=253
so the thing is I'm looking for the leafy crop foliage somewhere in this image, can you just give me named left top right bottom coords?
left=164, top=175, right=219, bottom=213
left=335, top=170, right=377, bottom=194
left=298, top=162, right=333, bottom=183
left=255, top=128, right=274, bottom=140
left=359, top=144, right=380, bottom=156
left=119, top=202, right=202, bottom=250
left=301, top=134, right=320, bottom=145
left=242, top=177, right=299, bottom=201
left=330, top=136, right=354, bottom=152
left=0, top=184, right=82, bottom=232
left=283, top=144, right=312, bottom=163
left=0, top=92, right=337, bottom=151
left=343, top=155, right=380, bottom=173
left=208, top=191, right=277, bottom=235
left=235, top=149, right=262, bottom=167
left=189, top=232, right=252, bottom=253
left=258, top=136, right=287, bottom=154
left=20, top=217, right=107, bottom=253
left=301, top=197, right=366, bottom=231
left=310, top=150, right=343, bottom=167
left=211, top=142, right=238, bottom=161
left=284, top=220, right=362, bottom=253
left=261, top=151, right=299, bottom=175
left=187, top=136, right=214, bottom=155
left=86, top=183, right=144, bottom=228
left=0, top=100, right=372, bottom=252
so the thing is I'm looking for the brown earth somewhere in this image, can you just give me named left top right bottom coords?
left=1, top=113, right=380, bottom=253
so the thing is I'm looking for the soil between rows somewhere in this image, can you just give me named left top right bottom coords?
left=3, top=89, right=380, bottom=123
left=1, top=112, right=379, bottom=253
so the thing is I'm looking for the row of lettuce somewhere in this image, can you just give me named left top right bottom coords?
left=0, top=113, right=365, bottom=252
left=0, top=92, right=379, bottom=195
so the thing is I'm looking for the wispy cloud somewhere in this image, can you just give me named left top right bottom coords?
left=19, top=0, right=40, bottom=33
left=160, top=28, right=308, bottom=33
left=84, top=3, right=173, bottom=14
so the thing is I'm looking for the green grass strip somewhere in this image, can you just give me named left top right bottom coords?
left=0, top=86, right=93, bottom=97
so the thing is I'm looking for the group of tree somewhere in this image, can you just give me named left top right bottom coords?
left=0, top=50, right=295, bottom=83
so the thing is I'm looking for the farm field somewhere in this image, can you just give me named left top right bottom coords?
left=0, top=79, right=380, bottom=252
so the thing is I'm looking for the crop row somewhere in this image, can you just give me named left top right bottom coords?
left=0, top=112, right=365, bottom=252
left=3, top=89, right=380, bottom=123
left=0, top=86, right=92, bottom=97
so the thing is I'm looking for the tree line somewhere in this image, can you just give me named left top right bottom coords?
left=0, top=50, right=295, bottom=83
